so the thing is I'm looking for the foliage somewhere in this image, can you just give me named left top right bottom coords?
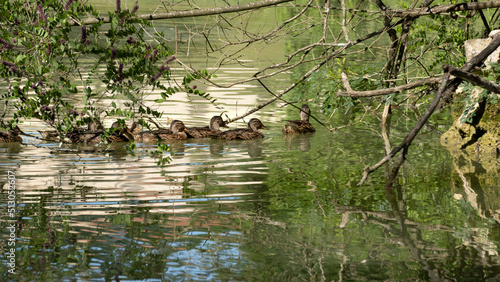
left=291, top=57, right=382, bottom=122
left=286, top=1, right=479, bottom=125
left=151, top=142, right=172, bottom=166
left=458, top=62, right=500, bottom=124
left=0, top=0, right=212, bottom=142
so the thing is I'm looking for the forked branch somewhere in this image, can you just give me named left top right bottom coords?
left=357, top=33, right=500, bottom=186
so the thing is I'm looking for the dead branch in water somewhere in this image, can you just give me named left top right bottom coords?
left=357, top=70, right=450, bottom=186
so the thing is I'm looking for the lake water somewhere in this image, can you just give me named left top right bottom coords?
left=1, top=1, right=499, bottom=281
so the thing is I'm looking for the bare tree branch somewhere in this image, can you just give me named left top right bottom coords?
left=71, top=0, right=294, bottom=25
left=357, top=70, right=450, bottom=186
left=357, top=33, right=500, bottom=186
left=386, top=0, right=500, bottom=17
left=439, top=32, right=500, bottom=109
left=202, top=0, right=315, bottom=54
left=224, top=18, right=408, bottom=124
left=446, top=64, right=500, bottom=94
left=338, top=76, right=441, bottom=97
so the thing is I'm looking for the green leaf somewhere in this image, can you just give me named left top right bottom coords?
left=15, top=54, right=26, bottom=63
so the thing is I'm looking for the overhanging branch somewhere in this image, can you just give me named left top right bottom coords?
left=446, top=64, right=500, bottom=94
left=71, top=0, right=500, bottom=27
left=337, top=76, right=441, bottom=97
left=357, top=33, right=500, bottom=186
left=71, top=0, right=294, bottom=25
left=223, top=18, right=404, bottom=124
left=386, top=0, right=500, bottom=17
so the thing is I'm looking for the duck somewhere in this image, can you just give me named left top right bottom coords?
left=89, top=120, right=106, bottom=132
left=135, top=120, right=188, bottom=142
left=39, top=130, right=60, bottom=141
left=129, top=121, right=141, bottom=135
left=68, top=121, right=135, bottom=144
left=212, top=118, right=268, bottom=140
left=0, top=126, right=23, bottom=142
left=282, top=104, right=316, bottom=134
left=39, top=120, right=105, bottom=141
left=186, top=116, right=228, bottom=138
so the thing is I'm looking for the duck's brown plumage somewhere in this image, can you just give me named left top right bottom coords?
left=186, top=116, right=228, bottom=138
left=135, top=120, right=188, bottom=142
left=129, top=122, right=140, bottom=135
left=0, top=127, right=23, bottom=143
left=68, top=121, right=134, bottom=144
left=134, top=128, right=170, bottom=143
left=39, top=120, right=105, bottom=141
left=212, top=118, right=268, bottom=140
left=282, top=104, right=316, bottom=134
left=157, top=120, right=189, bottom=141
left=39, top=130, right=61, bottom=141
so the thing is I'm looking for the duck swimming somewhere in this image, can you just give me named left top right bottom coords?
left=282, top=104, right=315, bottom=134
left=68, top=121, right=135, bottom=144
left=186, top=116, right=228, bottom=138
left=135, top=120, right=188, bottom=142
left=212, top=118, right=268, bottom=140
left=39, top=120, right=105, bottom=141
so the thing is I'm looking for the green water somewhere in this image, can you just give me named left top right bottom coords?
left=1, top=0, right=499, bottom=281
left=2, top=117, right=499, bottom=280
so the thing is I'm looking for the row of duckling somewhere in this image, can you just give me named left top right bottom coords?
left=135, top=104, right=315, bottom=142
left=136, top=117, right=268, bottom=142
left=34, top=116, right=267, bottom=143
left=0, top=104, right=315, bottom=143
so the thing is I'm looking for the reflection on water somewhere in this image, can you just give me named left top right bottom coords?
left=1, top=120, right=499, bottom=280
left=0, top=1, right=499, bottom=280
left=283, top=133, right=313, bottom=151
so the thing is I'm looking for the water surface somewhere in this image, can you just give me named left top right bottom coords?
left=1, top=1, right=499, bottom=281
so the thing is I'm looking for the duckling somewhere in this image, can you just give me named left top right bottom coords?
left=135, top=120, right=188, bottom=142
left=212, top=118, right=268, bottom=140
left=129, top=121, right=141, bottom=135
left=282, top=104, right=315, bottom=134
left=0, top=126, right=23, bottom=143
left=39, top=127, right=81, bottom=141
left=157, top=120, right=189, bottom=141
left=69, top=121, right=134, bottom=144
left=39, top=130, right=60, bottom=141
left=186, top=116, right=228, bottom=138
left=39, top=120, right=105, bottom=141
left=88, top=120, right=105, bottom=132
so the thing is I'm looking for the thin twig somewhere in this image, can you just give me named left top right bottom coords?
left=70, top=0, right=295, bottom=25
left=253, top=76, right=330, bottom=131
left=224, top=19, right=408, bottom=124
left=357, top=70, right=450, bottom=186
left=357, top=34, right=500, bottom=185
left=338, top=76, right=442, bottom=97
